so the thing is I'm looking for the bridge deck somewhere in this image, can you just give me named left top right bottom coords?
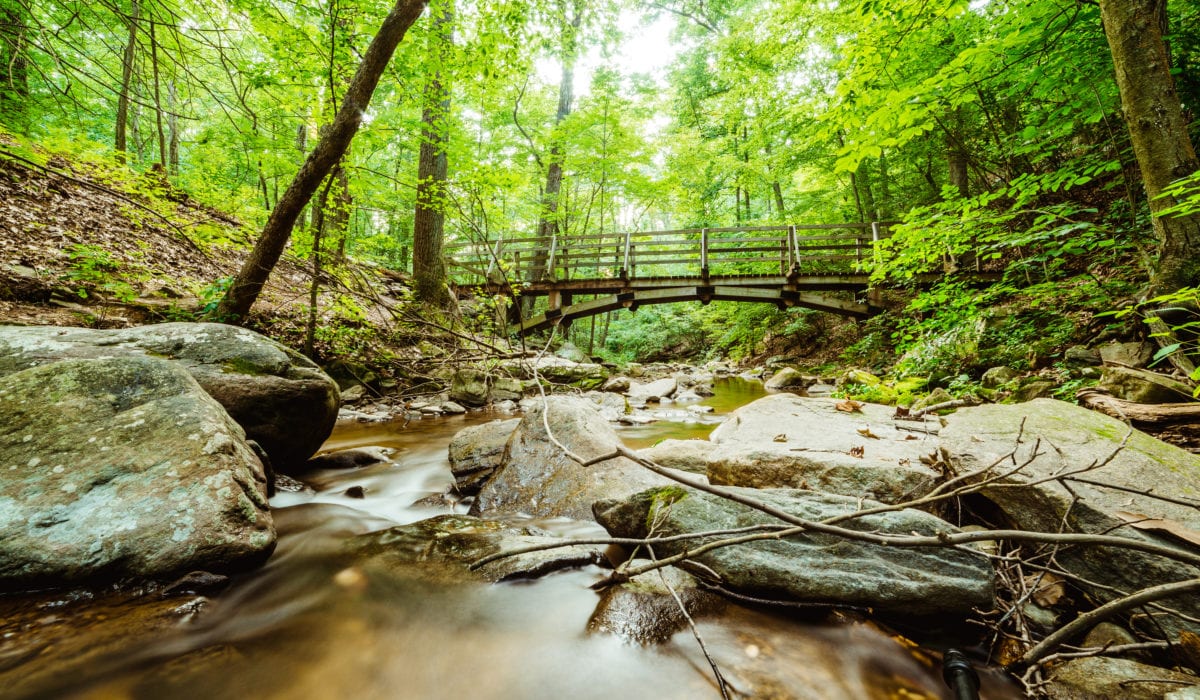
left=443, top=223, right=908, bottom=335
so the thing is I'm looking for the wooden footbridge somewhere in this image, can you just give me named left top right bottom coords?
left=446, top=223, right=921, bottom=335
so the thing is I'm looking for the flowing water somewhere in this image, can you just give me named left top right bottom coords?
left=0, top=379, right=1021, bottom=700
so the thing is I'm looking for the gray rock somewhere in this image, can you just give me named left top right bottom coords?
left=581, top=391, right=628, bottom=422
left=704, top=394, right=941, bottom=503
left=1044, top=656, right=1198, bottom=700
left=600, top=376, right=631, bottom=393
left=628, top=377, right=677, bottom=401
left=448, top=419, right=519, bottom=493
left=0, top=357, right=274, bottom=589
left=940, top=399, right=1200, bottom=636
left=594, top=486, right=994, bottom=616
left=625, top=362, right=644, bottom=377
left=339, top=384, right=366, bottom=404
left=449, top=369, right=490, bottom=407
left=347, top=514, right=606, bottom=582
left=306, top=447, right=391, bottom=470
left=587, top=566, right=725, bottom=644
left=488, top=376, right=524, bottom=402
left=554, top=342, right=588, bottom=363
left=764, top=367, right=807, bottom=390
left=500, top=356, right=608, bottom=389
left=1098, top=365, right=1194, bottom=404
left=440, top=401, right=468, bottom=415
left=981, top=366, right=1019, bottom=388
left=806, top=382, right=835, bottom=397
left=1099, top=340, right=1154, bottom=368
left=0, top=323, right=339, bottom=469
left=1011, top=379, right=1057, bottom=402
left=1063, top=345, right=1102, bottom=366
left=472, top=397, right=670, bottom=520
left=638, top=439, right=714, bottom=474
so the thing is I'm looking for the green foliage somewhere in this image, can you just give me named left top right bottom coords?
left=62, top=244, right=136, bottom=303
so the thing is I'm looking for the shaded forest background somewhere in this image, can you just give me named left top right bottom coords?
left=3, top=0, right=1200, bottom=379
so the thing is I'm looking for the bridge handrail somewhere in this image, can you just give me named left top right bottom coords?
left=444, top=222, right=894, bottom=284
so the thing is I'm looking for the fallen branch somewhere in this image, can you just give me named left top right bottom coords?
left=1015, top=577, right=1200, bottom=669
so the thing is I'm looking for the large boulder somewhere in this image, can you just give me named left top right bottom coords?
left=704, top=394, right=941, bottom=503
left=472, top=397, right=671, bottom=520
left=0, top=323, right=339, bottom=469
left=594, top=486, right=995, bottom=616
left=0, top=357, right=275, bottom=590
left=939, top=399, right=1200, bottom=636
left=448, top=419, right=520, bottom=493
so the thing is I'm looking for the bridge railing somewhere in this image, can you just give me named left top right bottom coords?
left=444, top=222, right=889, bottom=284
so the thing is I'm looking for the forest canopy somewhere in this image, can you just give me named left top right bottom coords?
left=3, top=0, right=1199, bottom=363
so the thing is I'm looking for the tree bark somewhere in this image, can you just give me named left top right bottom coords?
left=149, top=2, right=167, bottom=168
left=167, top=82, right=180, bottom=174
left=115, top=0, right=141, bottom=161
left=0, top=0, right=29, bottom=131
left=412, top=1, right=453, bottom=306
left=530, top=0, right=583, bottom=283
left=215, top=0, right=428, bottom=322
left=1099, top=0, right=1200, bottom=292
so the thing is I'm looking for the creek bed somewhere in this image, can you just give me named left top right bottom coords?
left=0, top=379, right=1021, bottom=699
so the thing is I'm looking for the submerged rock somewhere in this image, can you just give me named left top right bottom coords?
left=472, top=397, right=670, bottom=520
left=0, top=357, right=274, bottom=589
left=588, top=565, right=725, bottom=644
left=704, top=394, right=941, bottom=503
left=940, top=399, right=1200, bottom=636
left=0, top=323, right=339, bottom=469
left=347, top=514, right=605, bottom=582
left=448, top=418, right=519, bottom=493
left=594, top=486, right=995, bottom=616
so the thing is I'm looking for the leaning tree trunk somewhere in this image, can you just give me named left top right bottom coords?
left=412, top=1, right=453, bottom=307
left=1100, top=0, right=1200, bottom=292
left=215, top=0, right=428, bottom=322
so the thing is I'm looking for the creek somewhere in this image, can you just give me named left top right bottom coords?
left=0, top=378, right=1019, bottom=699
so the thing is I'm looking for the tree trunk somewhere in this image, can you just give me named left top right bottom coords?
left=215, top=0, right=428, bottom=322
left=530, top=0, right=583, bottom=283
left=772, top=181, right=785, bottom=218
left=167, top=82, right=180, bottom=174
left=1099, top=0, right=1200, bottom=292
left=115, top=0, right=140, bottom=161
left=0, top=0, right=29, bottom=131
left=149, top=3, right=167, bottom=168
left=412, top=1, right=453, bottom=306
left=946, top=109, right=970, bottom=199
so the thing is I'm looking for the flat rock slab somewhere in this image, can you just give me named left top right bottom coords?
left=0, top=357, right=274, bottom=590
left=0, top=323, right=340, bottom=469
left=594, top=486, right=995, bottom=616
left=705, top=394, right=941, bottom=503
left=472, top=396, right=670, bottom=521
left=940, top=399, right=1200, bottom=636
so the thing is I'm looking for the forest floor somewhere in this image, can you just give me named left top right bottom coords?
left=0, top=138, right=484, bottom=395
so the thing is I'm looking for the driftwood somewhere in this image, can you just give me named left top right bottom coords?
left=1077, top=387, right=1200, bottom=451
